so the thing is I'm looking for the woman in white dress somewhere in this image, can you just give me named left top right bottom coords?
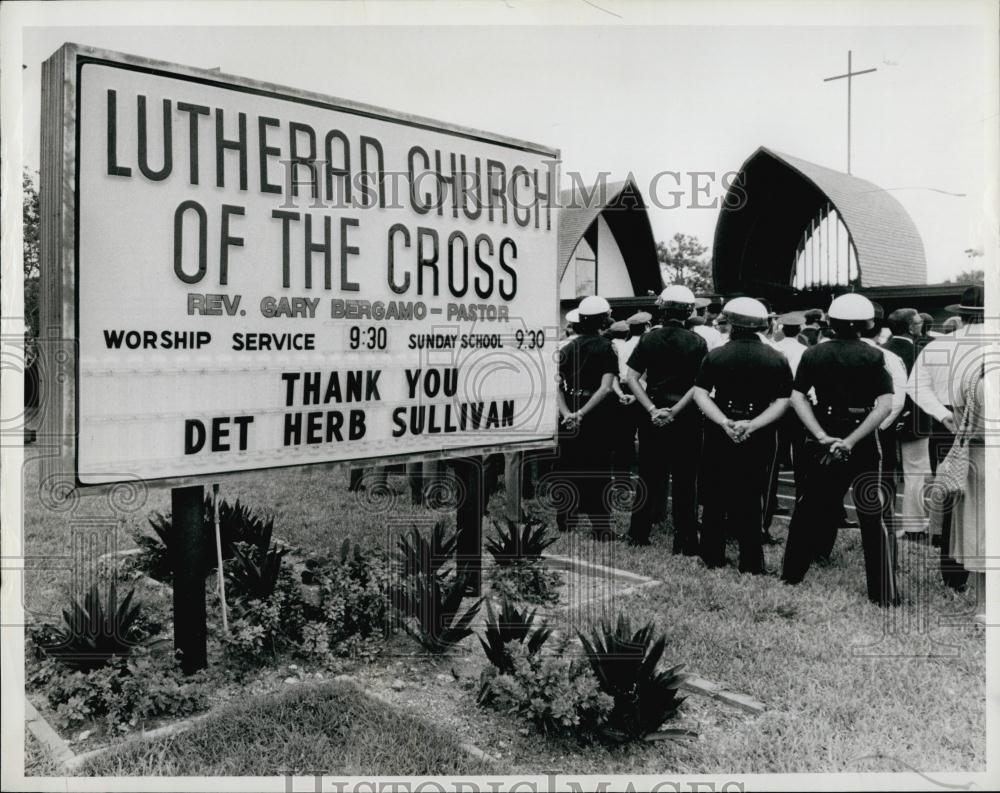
left=950, top=363, right=986, bottom=625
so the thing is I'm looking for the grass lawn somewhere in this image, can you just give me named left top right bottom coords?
left=79, top=680, right=495, bottom=776
left=19, top=450, right=985, bottom=775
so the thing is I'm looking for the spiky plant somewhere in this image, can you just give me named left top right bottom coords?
left=40, top=579, right=144, bottom=671
left=485, top=515, right=557, bottom=567
left=396, top=521, right=456, bottom=580
left=227, top=542, right=288, bottom=601
left=478, top=597, right=552, bottom=674
left=578, top=613, right=687, bottom=742
left=392, top=573, right=482, bottom=653
left=139, top=498, right=274, bottom=581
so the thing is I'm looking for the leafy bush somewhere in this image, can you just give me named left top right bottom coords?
left=392, top=573, right=482, bottom=653
left=485, top=516, right=562, bottom=605
left=28, top=647, right=207, bottom=733
left=391, top=522, right=481, bottom=653
left=488, top=563, right=563, bottom=606
left=397, top=521, right=456, bottom=580
left=222, top=566, right=305, bottom=661
left=485, top=515, right=557, bottom=566
left=223, top=541, right=392, bottom=663
left=478, top=598, right=551, bottom=675
left=227, top=542, right=288, bottom=601
left=578, top=614, right=688, bottom=742
left=485, top=638, right=613, bottom=737
left=39, top=580, right=145, bottom=671
left=136, top=498, right=274, bottom=582
left=313, top=545, right=391, bottom=653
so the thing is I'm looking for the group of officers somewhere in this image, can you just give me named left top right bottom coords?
left=555, top=284, right=985, bottom=608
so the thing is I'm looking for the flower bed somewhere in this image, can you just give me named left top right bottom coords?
left=26, top=509, right=711, bottom=772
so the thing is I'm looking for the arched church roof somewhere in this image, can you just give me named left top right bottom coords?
left=558, top=175, right=662, bottom=296
left=713, top=147, right=926, bottom=293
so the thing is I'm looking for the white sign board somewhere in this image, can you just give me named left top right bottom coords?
left=42, top=45, right=560, bottom=486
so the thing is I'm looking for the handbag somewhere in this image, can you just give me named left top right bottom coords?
left=931, top=372, right=980, bottom=499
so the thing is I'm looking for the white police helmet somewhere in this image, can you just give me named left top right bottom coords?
left=566, top=309, right=580, bottom=324
left=658, top=284, right=696, bottom=307
left=723, top=297, right=769, bottom=329
left=578, top=295, right=612, bottom=317
left=827, top=293, right=874, bottom=322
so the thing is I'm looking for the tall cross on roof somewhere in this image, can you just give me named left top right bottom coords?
left=823, top=50, right=877, bottom=175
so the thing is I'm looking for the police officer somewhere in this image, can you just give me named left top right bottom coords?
left=781, top=294, right=899, bottom=607
left=555, top=296, right=619, bottom=540
left=625, top=285, right=708, bottom=549
left=693, top=298, right=793, bottom=573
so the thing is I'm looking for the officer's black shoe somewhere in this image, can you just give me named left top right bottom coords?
left=840, top=519, right=859, bottom=529
left=931, top=534, right=942, bottom=548
left=761, top=531, right=781, bottom=545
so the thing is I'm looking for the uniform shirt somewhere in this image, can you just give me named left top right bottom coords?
left=695, top=336, right=793, bottom=409
left=626, top=320, right=707, bottom=404
left=861, top=337, right=907, bottom=430
left=769, top=336, right=808, bottom=377
left=906, top=322, right=986, bottom=423
left=558, top=334, right=619, bottom=410
left=692, top=324, right=724, bottom=351
left=612, top=336, right=641, bottom=380
left=793, top=338, right=892, bottom=409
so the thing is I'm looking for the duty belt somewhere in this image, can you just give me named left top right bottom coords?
left=716, top=396, right=763, bottom=419
left=817, top=404, right=873, bottom=423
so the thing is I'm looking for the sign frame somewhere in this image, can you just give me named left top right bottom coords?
left=39, top=42, right=562, bottom=495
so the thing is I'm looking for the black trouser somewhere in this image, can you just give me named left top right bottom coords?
left=928, top=419, right=968, bottom=590
left=610, top=401, right=640, bottom=487
left=628, top=408, right=702, bottom=549
left=782, top=426, right=899, bottom=606
left=763, top=412, right=806, bottom=532
left=878, top=427, right=898, bottom=533
left=700, top=421, right=774, bottom=573
left=555, top=415, right=614, bottom=538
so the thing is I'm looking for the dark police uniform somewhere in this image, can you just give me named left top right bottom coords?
left=626, top=320, right=707, bottom=549
left=556, top=332, right=619, bottom=537
left=781, top=339, right=899, bottom=606
left=697, top=336, right=793, bottom=573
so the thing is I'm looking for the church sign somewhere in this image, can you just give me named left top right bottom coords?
left=41, top=44, right=560, bottom=486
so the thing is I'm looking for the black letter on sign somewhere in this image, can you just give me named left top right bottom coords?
left=417, top=227, right=440, bottom=297
left=407, top=146, right=431, bottom=215
left=340, top=217, right=360, bottom=292
left=106, top=90, right=131, bottom=177
left=387, top=223, right=411, bottom=294
left=447, top=230, right=469, bottom=298
left=184, top=419, right=206, bottom=454
left=258, top=116, right=282, bottom=194
left=174, top=201, right=208, bottom=284
left=220, top=205, right=245, bottom=286
left=499, top=238, right=517, bottom=300
left=288, top=122, right=318, bottom=200
left=359, top=136, right=385, bottom=208
left=137, top=96, right=173, bottom=181
left=324, top=130, right=351, bottom=207
left=474, top=234, right=494, bottom=299
left=272, top=210, right=301, bottom=288
left=215, top=109, right=248, bottom=191
left=177, top=102, right=209, bottom=184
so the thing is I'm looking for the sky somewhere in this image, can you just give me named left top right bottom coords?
left=17, top=15, right=995, bottom=284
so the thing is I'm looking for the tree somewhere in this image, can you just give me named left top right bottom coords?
left=944, top=269, right=984, bottom=284
left=23, top=170, right=41, bottom=279
left=23, top=171, right=42, bottom=365
left=657, top=233, right=714, bottom=294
